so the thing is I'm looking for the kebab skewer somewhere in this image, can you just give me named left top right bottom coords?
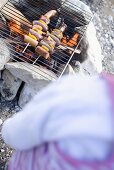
left=23, top=10, right=57, bottom=52
left=35, top=23, right=67, bottom=59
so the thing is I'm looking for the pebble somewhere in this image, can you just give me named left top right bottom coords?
left=5, top=107, right=10, bottom=112
left=110, top=39, right=114, bottom=46
left=103, top=19, right=107, bottom=23
left=15, top=106, right=21, bottom=112
left=0, top=149, right=5, bottom=153
left=108, top=15, right=113, bottom=22
left=0, top=119, right=3, bottom=125
left=11, top=110, right=16, bottom=114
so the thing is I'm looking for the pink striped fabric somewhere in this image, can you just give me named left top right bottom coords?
left=8, top=142, right=114, bottom=170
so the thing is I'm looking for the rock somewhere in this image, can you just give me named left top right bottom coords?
left=0, top=0, right=8, bottom=8
left=14, top=105, right=21, bottom=112
left=0, top=119, right=3, bottom=126
left=108, top=15, right=113, bottom=22
left=73, top=61, right=86, bottom=75
left=18, top=83, right=38, bottom=108
left=81, top=22, right=103, bottom=75
left=0, top=39, right=11, bottom=70
left=110, top=38, right=114, bottom=46
left=1, top=69, right=22, bottom=101
left=63, top=63, right=86, bottom=76
left=105, top=34, right=109, bottom=38
left=0, top=71, right=3, bottom=89
left=63, top=64, right=76, bottom=75
left=5, top=62, right=57, bottom=90
left=0, top=149, right=5, bottom=152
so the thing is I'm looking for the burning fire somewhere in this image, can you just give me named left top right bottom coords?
left=8, top=20, right=25, bottom=35
left=8, top=18, right=79, bottom=65
left=8, top=19, right=79, bottom=49
left=62, top=33, right=79, bottom=47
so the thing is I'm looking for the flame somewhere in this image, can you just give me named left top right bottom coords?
left=8, top=20, right=24, bottom=35
left=62, top=33, right=79, bottom=47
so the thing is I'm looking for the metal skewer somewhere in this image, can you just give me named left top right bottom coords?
left=33, top=56, right=40, bottom=64
left=22, top=43, right=29, bottom=53
left=57, top=45, right=81, bottom=54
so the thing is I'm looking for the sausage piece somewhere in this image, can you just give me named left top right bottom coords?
left=45, top=10, right=57, bottom=19
left=35, top=46, right=50, bottom=59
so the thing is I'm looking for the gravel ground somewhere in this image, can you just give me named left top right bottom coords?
left=83, top=0, right=114, bottom=73
left=0, top=97, right=20, bottom=169
left=0, top=0, right=114, bottom=169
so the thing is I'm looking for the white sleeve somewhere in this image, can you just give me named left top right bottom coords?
left=2, top=75, right=113, bottom=151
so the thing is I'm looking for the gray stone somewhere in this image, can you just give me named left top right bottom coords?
left=0, top=149, right=5, bottom=152
left=0, top=119, right=3, bottom=126
left=110, top=38, right=114, bottom=46
left=1, top=69, right=22, bottom=101
left=105, top=34, right=109, bottom=38
left=0, top=0, right=8, bottom=8
left=14, top=106, right=21, bottom=112
left=73, top=62, right=86, bottom=75
left=108, top=15, right=113, bottom=21
left=0, top=39, right=11, bottom=70
left=5, top=62, right=57, bottom=90
left=18, top=83, right=38, bottom=108
left=63, top=64, right=76, bottom=75
left=0, top=71, right=3, bottom=89
left=81, top=22, right=103, bottom=75
left=63, top=63, right=86, bottom=76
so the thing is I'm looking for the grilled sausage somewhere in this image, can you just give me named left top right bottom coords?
left=35, top=46, right=50, bottom=59
left=45, top=10, right=57, bottom=19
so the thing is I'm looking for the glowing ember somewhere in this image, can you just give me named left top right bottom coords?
left=8, top=20, right=24, bottom=35
left=62, top=33, right=79, bottom=47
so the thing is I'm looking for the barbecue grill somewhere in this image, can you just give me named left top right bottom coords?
left=0, top=0, right=93, bottom=80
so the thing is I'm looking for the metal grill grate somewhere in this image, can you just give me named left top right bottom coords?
left=0, top=0, right=93, bottom=80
